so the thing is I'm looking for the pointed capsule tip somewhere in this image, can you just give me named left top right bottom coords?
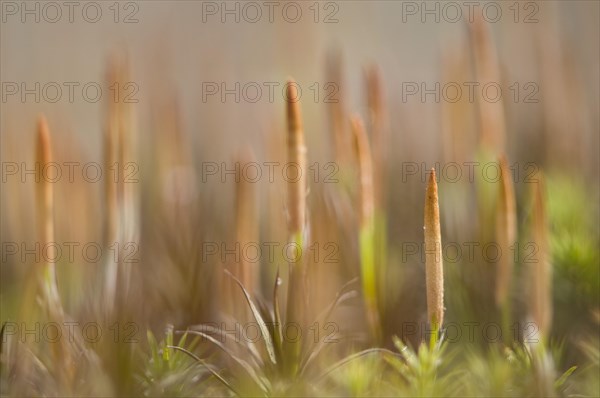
left=428, top=168, right=437, bottom=185
left=37, top=114, right=48, bottom=135
left=36, top=115, right=52, bottom=164
left=286, top=78, right=298, bottom=99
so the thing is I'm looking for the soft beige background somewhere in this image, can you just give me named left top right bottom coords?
left=1, top=0, right=599, bottom=257
left=2, top=1, right=597, bottom=157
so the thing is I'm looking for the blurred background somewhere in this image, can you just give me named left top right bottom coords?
left=1, top=1, right=599, bottom=396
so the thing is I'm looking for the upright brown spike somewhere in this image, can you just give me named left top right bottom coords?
left=365, top=65, right=386, bottom=211
left=424, top=169, right=444, bottom=329
left=366, top=66, right=382, bottom=124
left=35, top=116, right=63, bottom=319
left=351, top=115, right=374, bottom=227
left=103, top=58, right=120, bottom=314
left=530, top=173, right=552, bottom=338
left=284, top=79, right=308, bottom=374
left=495, top=155, right=517, bottom=306
left=117, top=53, right=135, bottom=210
left=351, top=115, right=379, bottom=340
left=286, top=79, right=306, bottom=236
left=116, top=54, right=137, bottom=302
left=36, top=117, right=53, bottom=246
left=469, top=14, right=507, bottom=153
left=104, top=58, right=119, bottom=246
left=35, top=116, right=75, bottom=389
left=326, top=49, right=348, bottom=166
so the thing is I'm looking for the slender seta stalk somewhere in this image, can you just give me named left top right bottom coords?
left=424, top=169, right=443, bottom=343
left=351, top=115, right=380, bottom=342
left=284, top=79, right=307, bottom=377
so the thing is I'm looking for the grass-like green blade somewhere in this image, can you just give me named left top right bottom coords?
left=225, top=270, right=277, bottom=365
left=167, top=345, right=240, bottom=396
left=180, top=330, right=269, bottom=392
